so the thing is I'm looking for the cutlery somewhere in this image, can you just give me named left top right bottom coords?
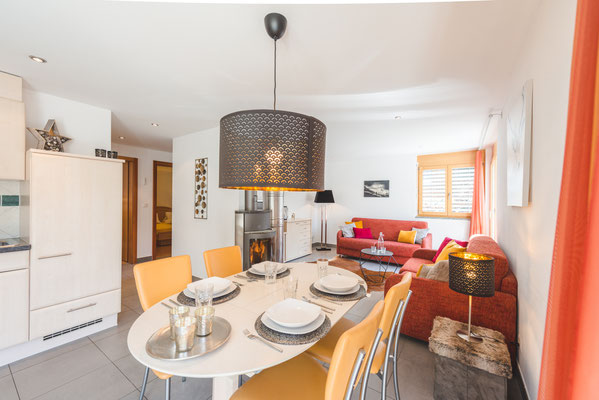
left=160, top=302, right=172, bottom=309
left=169, top=299, right=183, bottom=307
left=232, top=281, right=244, bottom=287
left=243, top=329, right=283, bottom=353
left=236, top=275, right=257, bottom=282
left=309, top=293, right=342, bottom=306
left=302, top=296, right=335, bottom=312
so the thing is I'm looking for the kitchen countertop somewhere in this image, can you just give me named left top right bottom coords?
left=0, top=238, right=31, bottom=253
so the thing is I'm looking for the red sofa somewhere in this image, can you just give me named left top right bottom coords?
left=337, top=218, right=432, bottom=265
left=384, top=235, right=518, bottom=359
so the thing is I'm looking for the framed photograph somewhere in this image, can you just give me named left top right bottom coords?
left=194, top=158, right=208, bottom=219
left=506, top=80, right=533, bottom=207
left=364, top=180, right=390, bottom=198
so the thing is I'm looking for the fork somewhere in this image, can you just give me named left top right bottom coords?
left=301, top=296, right=335, bottom=313
left=243, top=329, right=283, bottom=353
left=236, top=274, right=257, bottom=282
left=309, top=293, right=342, bottom=306
left=169, top=299, right=183, bottom=307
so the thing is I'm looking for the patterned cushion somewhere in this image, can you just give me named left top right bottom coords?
left=411, top=227, right=430, bottom=244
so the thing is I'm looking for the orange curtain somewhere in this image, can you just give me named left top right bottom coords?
left=469, top=149, right=487, bottom=237
left=538, top=0, right=599, bottom=398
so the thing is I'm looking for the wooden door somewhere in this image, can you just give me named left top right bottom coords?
left=120, top=156, right=138, bottom=263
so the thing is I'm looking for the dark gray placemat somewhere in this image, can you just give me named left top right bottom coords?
left=177, top=285, right=241, bottom=306
left=254, top=312, right=331, bottom=345
left=309, top=283, right=366, bottom=302
left=245, top=269, right=290, bottom=280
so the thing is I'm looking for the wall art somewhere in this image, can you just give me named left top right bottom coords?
left=194, top=158, right=208, bottom=219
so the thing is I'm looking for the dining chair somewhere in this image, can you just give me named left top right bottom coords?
left=307, top=273, right=413, bottom=400
left=203, top=245, right=243, bottom=278
left=133, top=255, right=193, bottom=400
left=230, top=301, right=385, bottom=400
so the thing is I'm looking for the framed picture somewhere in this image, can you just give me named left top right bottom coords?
left=364, top=180, right=390, bottom=198
left=194, top=158, right=208, bottom=219
left=506, top=80, right=533, bottom=207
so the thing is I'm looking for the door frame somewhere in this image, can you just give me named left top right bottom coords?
left=152, top=160, right=173, bottom=260
left=119, top=156, right=138, bottom=263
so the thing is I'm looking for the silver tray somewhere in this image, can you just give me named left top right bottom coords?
left=145, top=316, right=231, bottom=361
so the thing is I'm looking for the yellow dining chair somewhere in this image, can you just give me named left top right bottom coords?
left=230, top=301, right=385, bottom=400
left=133, top=255, right=193, bottom=400
left=203, top=245, right=243, bottom=278
left=307, top=273, right=413, bottom=400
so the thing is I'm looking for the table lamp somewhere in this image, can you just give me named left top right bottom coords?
left=314, top=190, right=335, bottom=251
left=449, top=252, right=495, bottom=343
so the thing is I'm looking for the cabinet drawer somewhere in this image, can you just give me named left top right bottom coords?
left=30, top=289, right=121, bottom=339
left=0, top=250, right=29, bottom=273
left=0, top=269, right=29, bottom=350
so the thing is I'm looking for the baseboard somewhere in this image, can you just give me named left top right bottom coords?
left=312, top=243, right=336, bottom=249
left=516, top=361, right=531, bottom=400
left=136, top=256, right=152, bottom=263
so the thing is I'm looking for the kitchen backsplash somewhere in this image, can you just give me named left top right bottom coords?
left=0, top=180, right=21, bottom=239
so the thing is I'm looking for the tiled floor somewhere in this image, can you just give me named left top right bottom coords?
left=1, top=248, right=525, bottom=400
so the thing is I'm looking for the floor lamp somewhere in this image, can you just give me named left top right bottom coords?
left=315, top=190, right=335, bottom=251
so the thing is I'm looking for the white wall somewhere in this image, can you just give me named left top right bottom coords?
left=111, top=142, right=172, bottom=259
left=172, top=127, right=239, bottom=278
left=24, top=90, right=111, bottom=156
left=496, top=0, right=576, bottom=398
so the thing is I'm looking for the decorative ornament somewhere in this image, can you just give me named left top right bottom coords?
left=26, top=119, right=71, bottom=152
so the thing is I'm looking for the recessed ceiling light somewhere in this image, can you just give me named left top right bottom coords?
left=151, top=122, right=159, bottom=127
left=394, top=115, right=402, bottom=120
left=28, top=55, right=47, bottom=63
left=118, top=136, right=126, bottom=140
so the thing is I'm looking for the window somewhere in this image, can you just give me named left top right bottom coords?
left=417, top=150, right=479, bottom=218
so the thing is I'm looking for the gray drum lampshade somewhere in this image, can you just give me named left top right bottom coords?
left=314, top=190, right=335, bottom=204
left=449, top=252, right=495, bottom=297
left=219, top=109, right=326, bottom=191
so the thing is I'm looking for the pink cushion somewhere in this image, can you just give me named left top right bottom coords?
left=432, top=237, right=469, bottom=262
left=353, top=227, right=373, bottom=239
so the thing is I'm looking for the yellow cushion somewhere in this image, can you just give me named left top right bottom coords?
left=397, top=230, right=417, bottom=244
left=435, top=240, right=466, bottom=262
left=231, top=353, right=327, bottom=400
left=346, top=220, right=363, bottom=229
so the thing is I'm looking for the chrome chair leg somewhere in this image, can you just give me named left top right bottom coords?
left=392, top=291, right=412, bottom=400
left=238, top=375, right=243, bottom=387
left=165, top=377, right=171, bottom=400
left=344, top=349, right=366, bottom=400
left=381, top=299, right=405, bottom=400
left=360, top=328, right=383, bottom=400
left=139, top=367, right=149, bottom=400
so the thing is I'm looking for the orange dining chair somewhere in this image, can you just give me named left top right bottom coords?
left=230, top=301, right=385, bottom=400
left=133, top=255, right=193, bottom=400
left=307, top=273, right=413, bottom=399
left=203, top=245, right=243, bottom=278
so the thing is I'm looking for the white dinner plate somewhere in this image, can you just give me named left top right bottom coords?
left=261, top=312, right=326, bottom=335
left=319, top=274, right=359, bottom=292
left=314, top=280, right=360, bottom=295
left=183, top=282, right=236, bottom=299
left=187, top=277, right=231, bottom=296
left=249, top=263, right=287, bottom=275
left=265, top=298, right=321, bottom=328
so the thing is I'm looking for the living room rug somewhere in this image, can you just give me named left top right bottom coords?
left=310, top=256, right=399, bottom=292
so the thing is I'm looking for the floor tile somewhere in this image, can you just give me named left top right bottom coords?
left=93, top=330, right=131, bottom=361
left=34, top=363, right=136, bottom=400
left=114, top=354, right=157, bottom=389
left=348, top=291, right=383, bottom=318
left=0, top=375, right=19, bottom=400
left=12, top=343, right=111, bottom=400
left=122, top=294, right=144, bottom=314
left=89, top=309, right=139, bottom=343
left=399, top=337, right=434, bottom=368
left=120, top=389, right=145, bottom=400
left=10, top=337, right=92, bottom=373
left=0, top=364, right=10, bottom=378
left=144, top=376, right=211, bottom=400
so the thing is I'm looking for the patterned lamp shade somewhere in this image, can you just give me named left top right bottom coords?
left=219, top=109, right=326, bottom=191
left=449, top=252, right=495, bottom=298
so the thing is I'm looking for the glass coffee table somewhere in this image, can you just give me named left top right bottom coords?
left=359, top=248, right=400, bottom=283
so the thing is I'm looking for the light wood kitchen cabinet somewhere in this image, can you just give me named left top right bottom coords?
left=284, top=218, right=312, bottom=262
left=0, top=97, right=25, bottom=180
left=0, top=252, right=29, bottom=350
left=26, top=150, right=123, bottom=332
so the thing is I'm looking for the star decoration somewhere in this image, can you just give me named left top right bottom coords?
left=26, top=119, right=71, bottom=152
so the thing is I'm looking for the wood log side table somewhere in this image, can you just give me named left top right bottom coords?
left=428, top=316, right=513, bottom=400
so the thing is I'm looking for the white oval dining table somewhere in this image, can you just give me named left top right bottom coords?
left=127, top=263, right=365, bottom=400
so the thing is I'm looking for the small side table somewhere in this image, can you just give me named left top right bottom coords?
left=429, top=316, right=512, bottom=400
left=359, top=248, right=399, bottom=283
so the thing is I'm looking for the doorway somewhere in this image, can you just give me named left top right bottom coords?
left=153, top=161, right=173, bottom=260
left=120, top=156, right=138, bottom=264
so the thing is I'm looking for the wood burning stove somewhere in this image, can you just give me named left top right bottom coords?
left=235, top=210, right=275, bottom=270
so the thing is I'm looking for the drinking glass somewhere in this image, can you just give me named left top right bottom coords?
left=195, top=306, right=215, bottom=336
left=174, top=316, right=197, bottom=352
left=264, top=262, right=277, bottom=285
left=169, top=306, right=190, bottom=340
left=317, top=259, right=329, bottom=280
left=283, top=275, right=298, bottom=299
left=195, top=281, right=214, bottom=308
left=370, top=245, right=376, bottom=252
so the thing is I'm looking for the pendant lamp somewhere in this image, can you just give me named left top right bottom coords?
left=219, top=13, right=327, bottom=191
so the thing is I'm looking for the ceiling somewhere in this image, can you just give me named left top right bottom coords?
left=0, top=0, right=540, bottom=152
